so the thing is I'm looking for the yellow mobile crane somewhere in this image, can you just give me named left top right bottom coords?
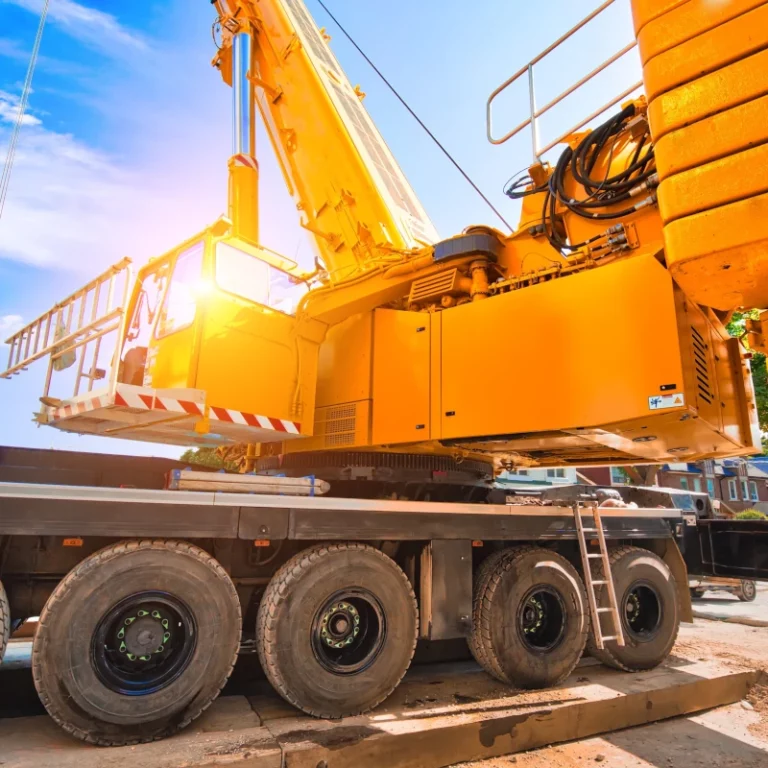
left=4, top=0, right=766, bottom=489
left=3, top=0, right=768, bottom=747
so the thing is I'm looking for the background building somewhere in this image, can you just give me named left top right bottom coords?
left=579, top=459, right=768, bottom=515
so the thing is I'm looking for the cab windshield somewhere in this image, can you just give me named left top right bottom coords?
left=215, top=241, right=308, bottom=315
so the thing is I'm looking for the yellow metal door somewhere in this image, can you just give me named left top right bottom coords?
left=440, top=255, right=685, bottom=440
left=372, top=309, right=430, bottom=444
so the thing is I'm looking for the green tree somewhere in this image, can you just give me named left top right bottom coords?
left=726, top=311, right=768, bottom=454
left=179, top=447, right=236, bottom=470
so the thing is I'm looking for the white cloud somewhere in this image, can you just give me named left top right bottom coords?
left=0, top=90, right=41, bottom=126
left=0, top=313, right=23, bottom=341
left=0, top=87, right=228, bottom=277
left=3, top=0, right=146, bottom=56
left=0, top=36, right=92, bottom=78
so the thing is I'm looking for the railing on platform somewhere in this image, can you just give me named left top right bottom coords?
left=1, top=259, right=132, bottom=400
left=486, top=0, right=642, bottom=160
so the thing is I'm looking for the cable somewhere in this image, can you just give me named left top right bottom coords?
left=540, top=103, right=657, bottom=253
left=314, top=0, right=513, bottom=232
left=0, top=0, right=50, bottom=222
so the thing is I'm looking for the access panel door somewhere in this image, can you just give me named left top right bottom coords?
left=372, top=310, right=430, bottom=445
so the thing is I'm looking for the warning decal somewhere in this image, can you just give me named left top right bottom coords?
left=648, top=393, right=685, bottom=410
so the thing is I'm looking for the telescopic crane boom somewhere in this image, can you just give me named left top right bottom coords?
left=212, top=0, right=437, bottom=279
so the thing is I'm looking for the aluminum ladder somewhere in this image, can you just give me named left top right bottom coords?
left=574, top=504, right=625, bottom=649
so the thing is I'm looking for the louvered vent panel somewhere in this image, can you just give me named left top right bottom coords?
left=690, top=325, right=714, bottom=405
left=325, top=432, right=355, bottom=447
left=316, top=403, right=358, bottom=448
left=409, top=269, right=458, bottom=303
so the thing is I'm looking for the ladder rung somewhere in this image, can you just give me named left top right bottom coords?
left=596, top=607, right=613, bottom=613
left=587, top=553, right=603, bottom=558
left=592, top=580, right=609, bottom=585
left=602, top=636, right=619, bottom=641
left=581, top=528, right=599, bottom=533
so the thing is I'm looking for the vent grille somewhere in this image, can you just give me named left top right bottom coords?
left=327, top=418, right=356, bottom=434
left=317, top=403, right=358, bottom=448
left=409, top=269, right=459, bottom=303
left=690, top=325, right=714, bottom=405
left=327, top=404, right=356, bottom=420
left=325, top=432, right=355, bottom=447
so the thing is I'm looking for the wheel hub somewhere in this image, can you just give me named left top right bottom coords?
left=622, top=581, right=662, bottom=641
left=320, top=602, right=361, bottom=648
left=118, top=611, right=172, bottom=661
left=311, top=591, right=386, bottom=675
left=92, top=592, right=196, bottom=695
left=516, top=586, right=567, bottom=653
left=625, top=593, right=640, bottom=619
left=522, top=598, right=545, bottom=633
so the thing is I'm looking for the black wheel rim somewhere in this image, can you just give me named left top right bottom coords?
left=622, top=581, right=662, bottom=641
left=516, top=585, right=567, bottom=653
left=311, top=589, right=387, bottom=675
left=92, top=592, right=197, bottom=695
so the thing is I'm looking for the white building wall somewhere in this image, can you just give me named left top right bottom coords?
left=505, top=467, right=579, bottom=485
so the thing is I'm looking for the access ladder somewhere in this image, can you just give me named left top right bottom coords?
left=574, top=504, right=625, bottom=649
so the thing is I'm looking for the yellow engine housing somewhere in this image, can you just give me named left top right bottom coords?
left=284, top=253, right=760, bottom=466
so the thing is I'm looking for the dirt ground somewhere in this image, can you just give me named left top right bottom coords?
left=454, top=619, right=768, bottom=768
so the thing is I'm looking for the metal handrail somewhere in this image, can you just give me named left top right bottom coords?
left=2, top=259, right=132, bottom=400
left=486, top=0, right=641, bottom=159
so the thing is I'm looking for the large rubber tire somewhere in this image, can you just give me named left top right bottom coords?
left=33, top=540, right=241, bottom=746
left=256, top=542, right=418, bottom=718
left=468, top=547, right=516, bottom=682
left=738, top=580, right=757, bottom=602
left=588, top=546, right=679, bottom=672
left=470, top=546, right=589, bottom=689
left=0, top=580, right=9, bottom=665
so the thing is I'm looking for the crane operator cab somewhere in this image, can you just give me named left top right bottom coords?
left=112, top=227, right=323, bottom=446
left=23, top=226, right=323, bottom=448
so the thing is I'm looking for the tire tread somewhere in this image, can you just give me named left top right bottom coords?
left=471, top=545, right=587, bottom=687
left=256, top=542, right=418, bottom=718
left=32, top=539, right=241, bottom=747
left=586, top=545, right=679, bottom=672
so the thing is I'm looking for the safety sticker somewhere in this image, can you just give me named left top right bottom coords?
left=648, top=393, right=685, bottom=410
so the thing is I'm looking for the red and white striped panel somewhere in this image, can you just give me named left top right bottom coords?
left=48, top=384, right=300, bottom=437
left=51, top=394, right=111, bottom=421
left=232, top=153, right=258, bottom=170
left=114, top=389, right=203, bottom=416
left=209, top=405, right=301, bottom=435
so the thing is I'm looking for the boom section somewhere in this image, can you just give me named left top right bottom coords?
left=212, top=0, right=438, bottom=281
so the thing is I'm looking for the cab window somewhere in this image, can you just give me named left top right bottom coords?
left=215, top=241, right=308, bottom=315
left=156, top=243, right=204, bottom=338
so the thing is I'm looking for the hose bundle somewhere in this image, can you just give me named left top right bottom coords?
left=505, top=104, right=656, bottom=254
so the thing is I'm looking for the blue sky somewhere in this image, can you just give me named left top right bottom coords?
left=0, top=0, right=638, bottom=457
